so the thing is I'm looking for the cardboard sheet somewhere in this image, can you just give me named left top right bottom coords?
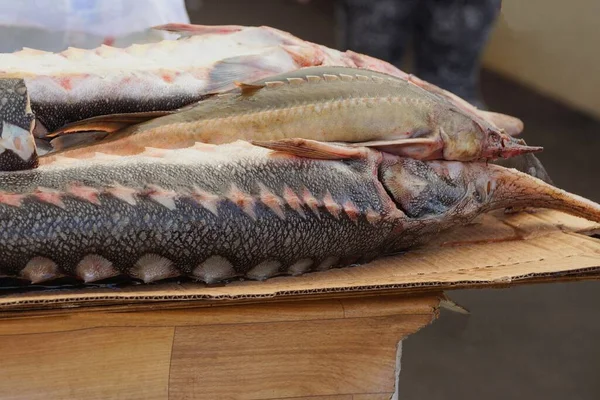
left=1, top=209, right=599, bottom=312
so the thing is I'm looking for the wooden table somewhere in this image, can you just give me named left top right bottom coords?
left=0, top=210, right=599, bottom=399
left=0, top=294, right=440, bottom=400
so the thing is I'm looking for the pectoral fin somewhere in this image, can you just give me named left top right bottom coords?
left=48, top=111, right=175, bottom=137
left=252, top=138, right=368, bottom=160
left=349, top=138, right=442, bottom=159
left=49, top=131, right=109, bottom=152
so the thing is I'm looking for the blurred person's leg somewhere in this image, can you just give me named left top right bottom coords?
left=413, top=0, right=502, bottom=108
left=336, top=0, right=420, bottom=66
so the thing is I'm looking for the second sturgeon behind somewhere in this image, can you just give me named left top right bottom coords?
left=44, top=67, right=540, bottom=164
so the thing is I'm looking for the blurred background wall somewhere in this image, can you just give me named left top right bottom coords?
left=483, top=0, right=600, bottom=119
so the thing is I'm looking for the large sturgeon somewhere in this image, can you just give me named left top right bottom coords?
left=0, top=140, right=597, bottom=287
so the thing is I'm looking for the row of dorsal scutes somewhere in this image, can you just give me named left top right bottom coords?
left=261, top=69, right=403, bottom=90
left=0, top=143, right=381, bottom=223
left=0, top=179, right=378, bottom=224
left=18, top=250, right=343, bottom=285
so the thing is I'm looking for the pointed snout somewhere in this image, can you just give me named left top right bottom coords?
left=482, top=134, right=543, bottom=160
left=500, top=137, right=544, bottom=159
left=483, top=164, right=600, bottom=223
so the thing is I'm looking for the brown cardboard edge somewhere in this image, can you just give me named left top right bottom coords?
left=1, top=265, right=598, bottom=314
left=0, top=291, right=446, bottom=319
left=1, top=210, right=597, bottom=314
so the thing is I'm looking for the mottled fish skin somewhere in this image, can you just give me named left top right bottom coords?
left=2, top=141, right=599, bottom=287
left=0, top=142, right=401, bottom=284
left=41, top=66, right=538, bottom=164
left=0, top=79, right=37, bottom=171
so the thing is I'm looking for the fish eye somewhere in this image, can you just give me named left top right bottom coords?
left=488, top=132, right=505, bottom=147
left=473, top=188, right=483, bottom=203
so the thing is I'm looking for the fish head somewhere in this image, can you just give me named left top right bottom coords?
left=438, top=108, right=542, bottom=161
left=380, top=157, right=483, bottom=220
left=476, top=163, right=600, bottom=222
left=438, top=161, right=600, bottom=223
left=437, top=111, right=485, bottom=161
left=379, top=157, right=494, bottom=250
left=381, top=156, right=600, bottom=227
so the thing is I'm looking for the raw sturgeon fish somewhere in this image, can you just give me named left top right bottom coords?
left=44, top=67, right=540, bottom=164
left=0, top=140, right=597, bottom=286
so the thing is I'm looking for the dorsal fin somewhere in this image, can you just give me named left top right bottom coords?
left=49, top=131, right=109, bottom=151
left=251, top=138, right=367, bottom=160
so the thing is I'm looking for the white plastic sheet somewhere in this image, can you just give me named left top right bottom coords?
left=0, top=0, right=190, bottom=52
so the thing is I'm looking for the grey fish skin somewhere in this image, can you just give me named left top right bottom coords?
left=0, top=142, right=400, bottom=284
left=1, top=142, right=598, bottom=286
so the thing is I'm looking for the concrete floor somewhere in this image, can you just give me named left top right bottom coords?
left=187, top=1, right=600, bottom=398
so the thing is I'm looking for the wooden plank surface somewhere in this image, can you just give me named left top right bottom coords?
left=0, top=294, right=437, bottom=333
left=268, top=395, right=391, bottom=400
left=0, top=294, right=439, bottom=399
left=169, top=314, right=424, bottom=399
left=0, top=327, right=174, bottom=400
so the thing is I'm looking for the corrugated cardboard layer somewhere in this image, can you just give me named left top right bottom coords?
left=1, top=210, right=599, bottom=311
